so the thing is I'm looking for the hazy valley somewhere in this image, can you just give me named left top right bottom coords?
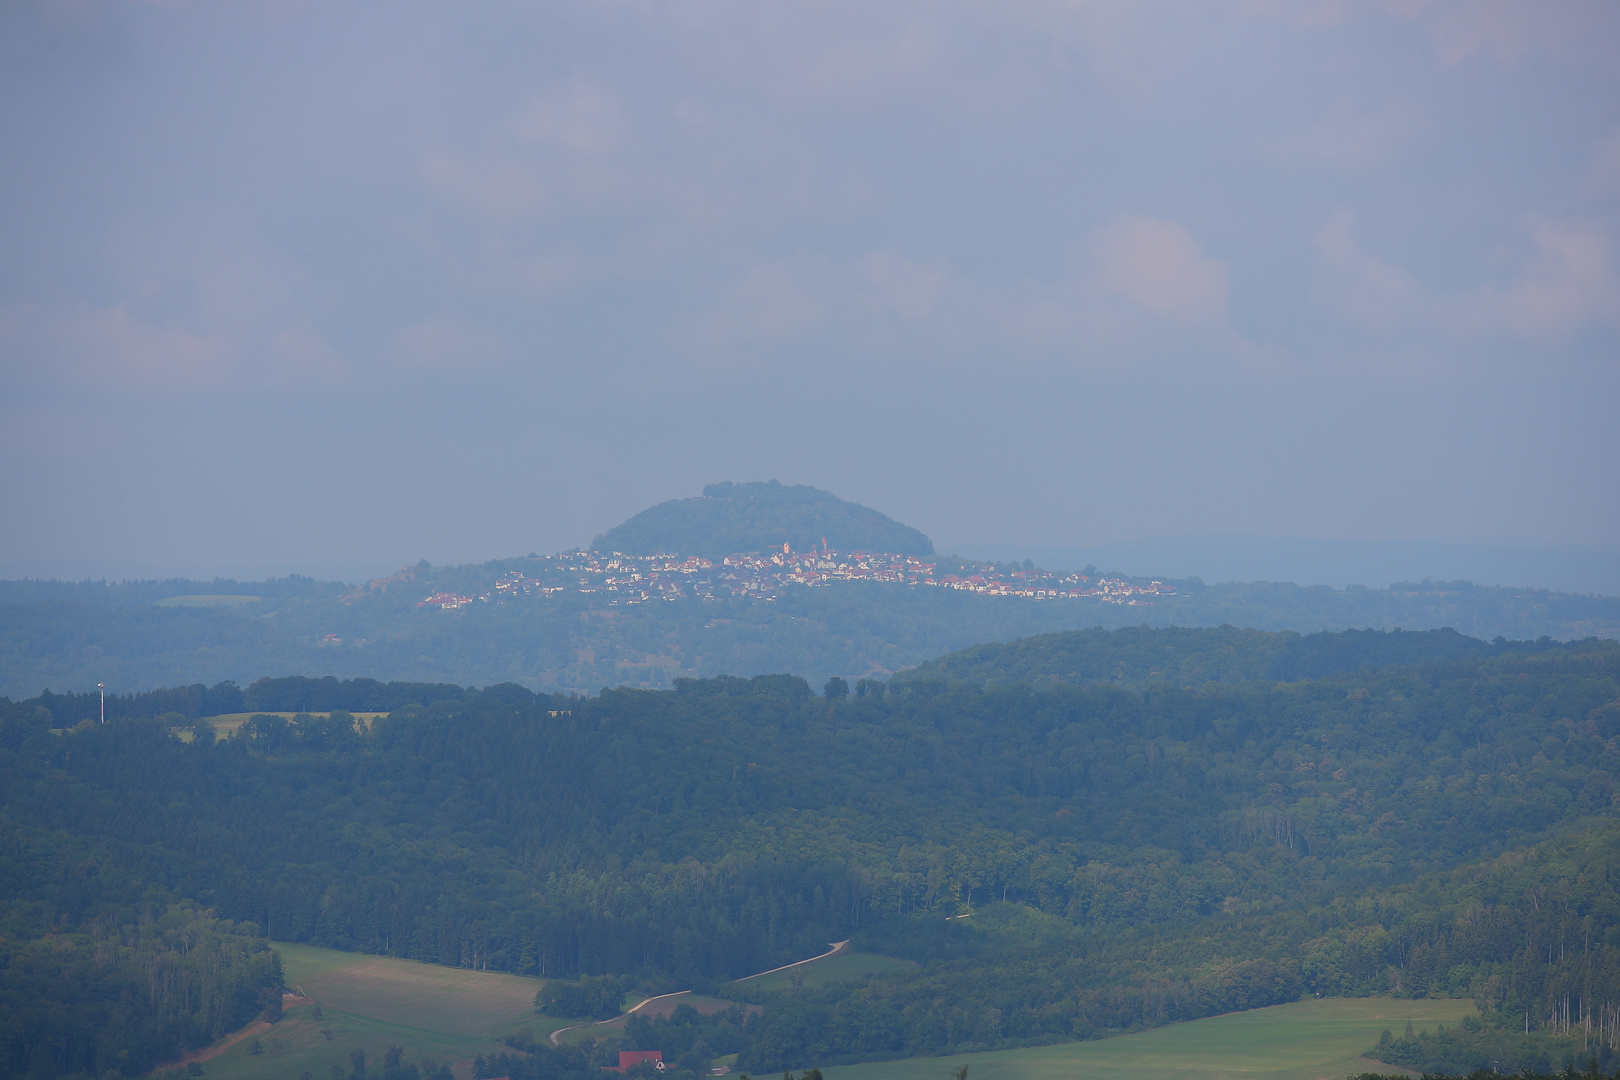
left=4, top=484, right=1616, bottom=701
left=5, top=484, right=1620, bottom=1080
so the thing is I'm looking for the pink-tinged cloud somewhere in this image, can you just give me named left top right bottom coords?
left=0, top=302, right=232, bottom=391
left=1419, top=0, right=1620, bottom=67
left=1243, top=0, right=1620, bottom=67
left=1310, top=211, right=1426, bottom=332
left=1314, top=212, right=1620, bottom=342
left=508, top=82, right=626, bottom=156
left=862, top=251, right=948, bottom=319
left=1093, top=215, right=1230, bottom=323
left=1466, top=221, right=1620, bottom=340
left=684, top=262, right=826, bottom=364
left=393, top=317, right=505, bottom=370
left=422, top=152, right=551, bottom=220
left=1586, top=126, right=1620, bottom=198
left=269, top=325, right=351, bottom=384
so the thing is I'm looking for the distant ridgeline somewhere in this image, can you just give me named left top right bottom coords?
left=28, top=675, right=480, bottom=727
left=0, top=480, right=1617, bottom=697
left=6, top=631, right=1620, bottom=1077
left=4, top=567, right=1616, bottom=699
left=591, top=480, right=935, bottom=561
left=894, top=624, right=1570, bottom=688
left=16, top=626, right=1609, bottom=726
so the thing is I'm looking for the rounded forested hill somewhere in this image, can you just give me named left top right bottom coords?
left=893, top=624, right=1599, bottom=688
left=590, top=480, right=935, bottom=559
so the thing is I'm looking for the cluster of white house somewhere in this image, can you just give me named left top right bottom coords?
left=419, top=547, right=1173, bottom=610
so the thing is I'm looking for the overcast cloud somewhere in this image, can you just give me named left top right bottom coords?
left=1, top=0, right=1617, bottom=578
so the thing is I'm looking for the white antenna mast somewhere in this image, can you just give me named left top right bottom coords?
left=98, top=682, right=105, bottom=724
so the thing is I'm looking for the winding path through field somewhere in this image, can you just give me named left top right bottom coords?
left=548, top=990, right=691, bottom=1046
left=547, top=941, right=850, bottom=1046
left=159, top=993, right=315, bottom=1068
left=731, top=940, right=849, bottom=983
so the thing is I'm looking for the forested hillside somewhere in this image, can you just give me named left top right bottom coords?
left=3, top=570, right=1617, bottom=700
left=895, top=625, right=1550, bottom=687
left=5, top=630, right=1620, bottom=1077
left=0, top=898, right=282, bottom=1079
left=3, top=485, right=1617, bottom=698
left=28, top=625, right=1553, bottom=727
left=592, top=481, right=936, bottom=560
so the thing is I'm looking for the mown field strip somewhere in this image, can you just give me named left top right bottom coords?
left=202, top=711, right=389, bottom=735
left=277, top=941, right=552, bottom=1040
left=736, top=952, right=919, bottom=992
left=179, top=1000, right=494, bottom=1080
left=818, top=998, right=1475, bottom=1080
left=193, top=942, right=563, bottom=1080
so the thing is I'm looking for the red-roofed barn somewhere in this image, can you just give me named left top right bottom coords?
left=604, top=1051, right=665, bottom=1073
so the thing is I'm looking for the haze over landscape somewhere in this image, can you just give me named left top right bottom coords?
left=2, top=1, right=1618, bottom=584
left=3, top=5, right=1620, bottom=1080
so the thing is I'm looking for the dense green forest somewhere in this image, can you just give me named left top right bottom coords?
left=5, top=628, right=1620, bottom=1077
left=0, top=898, right=282, bottom=1079
left=592, top=481, right=936, bottom=560
left=894, top=624, right=1563, bottom=687
left=24, top=626, right=1568, bottom=727
left=3, top=570, right=1617, bottom=700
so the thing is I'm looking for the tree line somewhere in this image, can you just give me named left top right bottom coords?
left=2, top=631, right=1620, bottom=1075
left=0, top=900, right=282, bottom=1080
left=29, top=675, right=480, bottom=726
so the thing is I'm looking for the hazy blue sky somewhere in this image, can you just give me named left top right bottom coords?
left=3, top=0, right=1617, bottom=579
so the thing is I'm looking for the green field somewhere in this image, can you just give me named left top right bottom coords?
left=199, top=711, right=389, bottom=736
left=817, top=998, right=1475, bottom=1080
left=554, top=993, right=755, bottom=1048
left=734, top=952, right=919, bottom=992
left=176, top=944, right=1469, bottom=1080
left=182, top=942, right=553, bottom=1080
left=278, top=943, right=555, bottom=1039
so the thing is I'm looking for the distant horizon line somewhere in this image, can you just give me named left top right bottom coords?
left=2, top=532, right=1617, bottom=593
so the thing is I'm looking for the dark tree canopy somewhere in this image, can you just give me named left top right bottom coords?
left=894, top=624, right=1544, bottom=688
left=6, top=634, right=1620, bottom=1076
left=590, top=480, right=935, bottom=559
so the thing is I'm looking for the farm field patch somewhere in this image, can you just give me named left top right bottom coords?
left=735, top=952, right=918, bottom=992
left=554, top=993, right=756, bottom=1047
left=818, top=998, right=1475, bottom=1080
left=174, top=998, right=489, bottom=1080
left=277, top=942, right=553, bottom=1041
left=201, top=711, right=388, bottom=735
left=182, top=942, right=564, bottom=1080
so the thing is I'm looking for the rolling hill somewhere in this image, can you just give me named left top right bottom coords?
left=3, top=563, right=1618, bottom=701
left=892, top=624, right=1543, bottom=688
left=591, top=480, right=936, bottom=560
left=6, top=632, right=1620, bottom=1079
left=2, top=483, right=1617, bottom=699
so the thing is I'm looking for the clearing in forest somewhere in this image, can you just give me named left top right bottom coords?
left=734, top=951, right=919, bottom=992
left=199, top=711, right=389, bottom=736
left=181, top=942, right=554, bottom=1080
left=278, top=943, right=550, bottom=1039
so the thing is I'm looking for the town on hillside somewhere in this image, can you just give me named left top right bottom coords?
left=419, top=543, right=1173, bottom=610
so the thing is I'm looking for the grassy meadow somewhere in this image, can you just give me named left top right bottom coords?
left=817, top=998, right=1476, bottom=1080
left=553, top=993, right=749, bottom=1048
left=182, top=942, right=552, bottom=1080
left=278, top=943, right=555, bottom=1040
left=199, top=711, right=389, bottom=736
left=734, top=952, right=919, bottom=992
left=174, top=941, right=1471, bottom=1080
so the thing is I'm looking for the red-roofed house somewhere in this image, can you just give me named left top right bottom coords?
left=604, top=1051, right=665, bottom=1073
